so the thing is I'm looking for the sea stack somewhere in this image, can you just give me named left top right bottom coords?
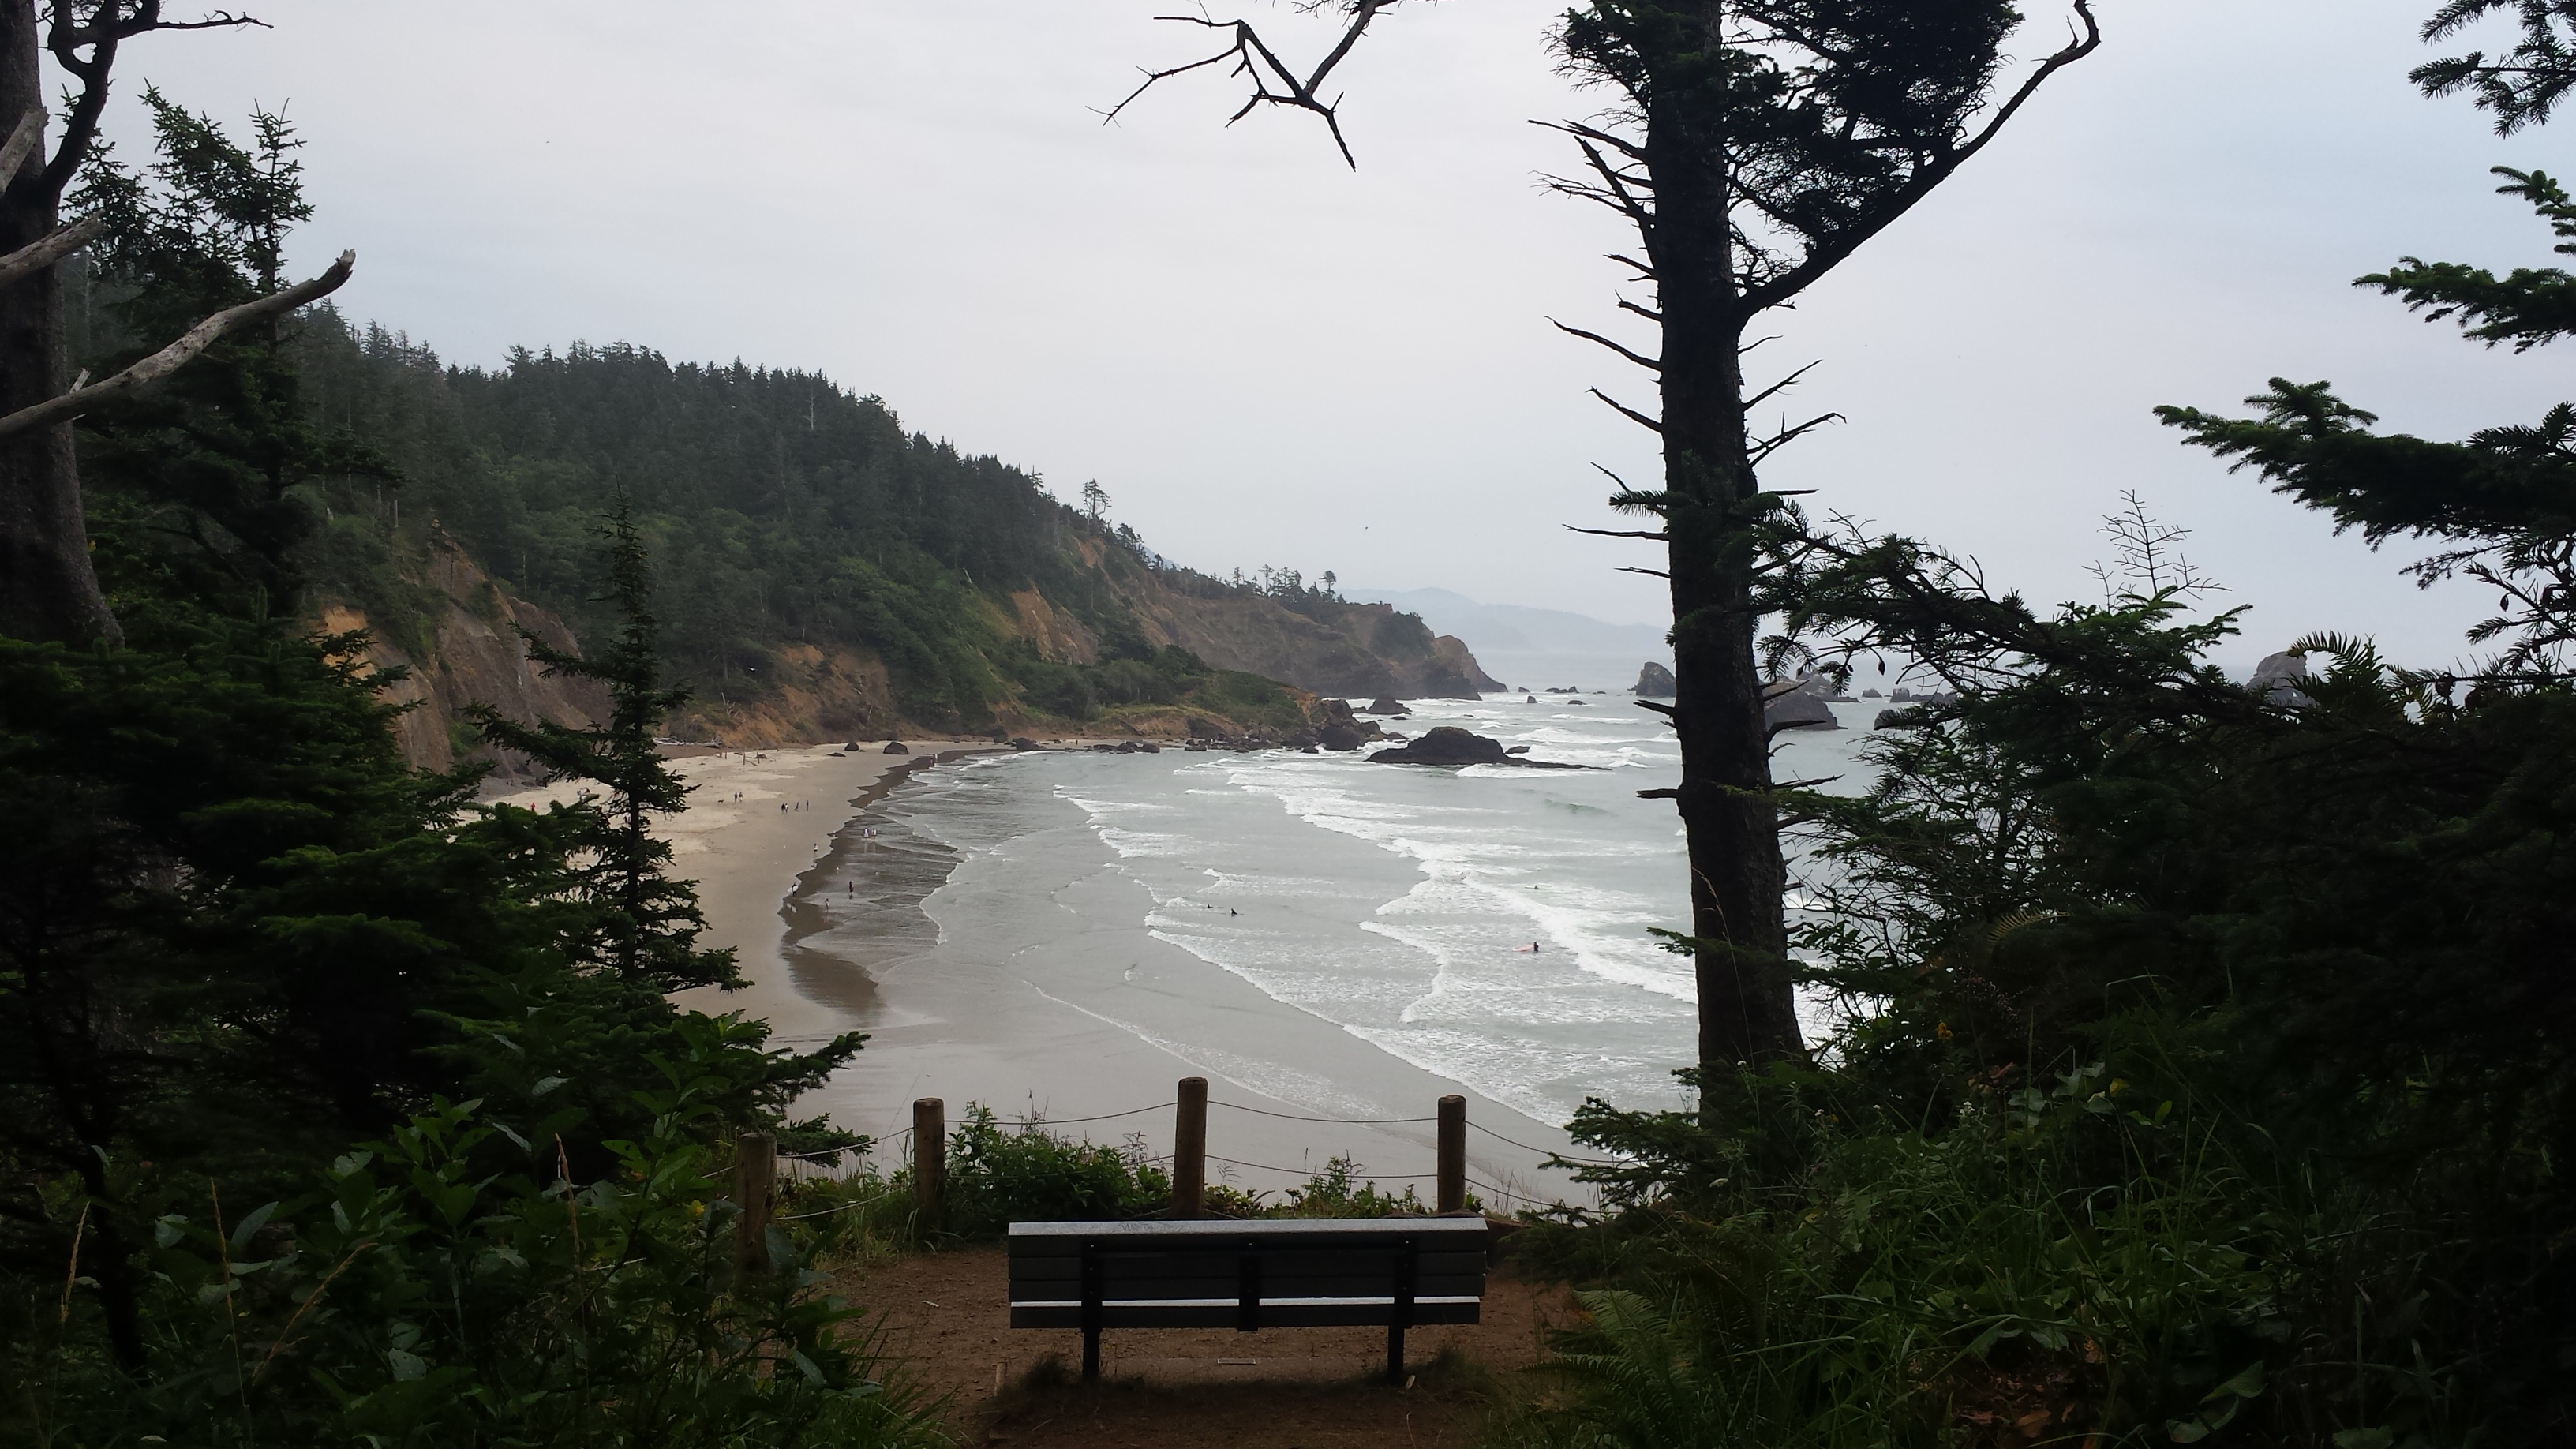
left=1368, top=727, right=1585, bottom=769
left=1762, top=674, right=1841, bottom=731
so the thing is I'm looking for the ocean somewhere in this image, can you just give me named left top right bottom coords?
left=790, top=693, right=1885, bottom=1202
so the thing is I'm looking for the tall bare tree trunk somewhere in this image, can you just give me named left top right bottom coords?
left=1652, top=11, right=1804, bottom=1072
left=0, top=1, right=119, bottom=647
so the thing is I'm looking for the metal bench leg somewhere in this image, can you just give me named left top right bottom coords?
left=1080, top=1239, right=1103, bottom=1382
left=1387, top=1237, right=1417, bottom=1383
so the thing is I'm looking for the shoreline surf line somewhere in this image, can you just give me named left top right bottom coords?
left=776, top=747, right=1000, bottom=1020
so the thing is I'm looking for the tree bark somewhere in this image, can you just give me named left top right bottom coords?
left=0, top=2, right=119, bottom=647
left=1650, top=6, right=1805, bottom=1072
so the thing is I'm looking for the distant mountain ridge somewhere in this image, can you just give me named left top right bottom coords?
left=288, top=316, right=1500, bottom=762
left=1347, top=586, right=1670, bottom=694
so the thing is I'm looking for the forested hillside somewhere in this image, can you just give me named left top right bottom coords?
left=280, top=316, right=1496, bottom=753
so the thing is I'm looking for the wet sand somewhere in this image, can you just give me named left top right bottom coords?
left=783, top=754, right=1596, bottom=1208
left=489, top=740, right=998, bottom=1051
left=492, top=741, right=1596, bottom=1208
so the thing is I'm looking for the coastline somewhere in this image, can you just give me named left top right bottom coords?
left=792, top=749, right=1600, bottom=1205
left=494, top=736, right=1610, bottom=1206
left=485, top=740, right=1003, bottom=1052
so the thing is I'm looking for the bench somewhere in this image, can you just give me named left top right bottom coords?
left=1007, top=1217, right=1491, bottom=1382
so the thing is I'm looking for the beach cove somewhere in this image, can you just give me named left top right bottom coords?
left=500, top=696, right=1882, bottom=1208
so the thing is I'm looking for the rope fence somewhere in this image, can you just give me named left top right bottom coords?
left=752, top=1077, right=1627, bottom=1211
left=1208, top=1152, right=1438, bottom=1181
left=1208, top=1100, right=1438, bottom=1126
left=776, top=1185, right=905, bottom=1221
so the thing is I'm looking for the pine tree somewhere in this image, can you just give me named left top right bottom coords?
left=477, top=497, right=739, bottom=992
left=1121, top=1, right=2102, bottom=1075
left=1544, top=2, right=2101, bottom=1071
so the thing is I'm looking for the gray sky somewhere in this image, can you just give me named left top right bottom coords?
left=72, top=1, right=2572, bottom=667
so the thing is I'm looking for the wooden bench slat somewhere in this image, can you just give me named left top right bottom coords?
left=1009, top=1249, right=1486, bottom=1282
left=1007, top=1224, right=1487, bottom=1255
left=1011, top=1274, right=1484, bottom=1301
left=1009, top=1219, right=1490, bottom=1240
left=1009, top=1297, right=1482, bottom=1330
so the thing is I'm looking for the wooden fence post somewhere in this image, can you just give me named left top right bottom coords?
left=1173, top=1076, right=1208, bottom=1219
left=734, top=1131, right=777, bottom=1277
left=912, top=1097, right=945, bottom=1232
left=1436, top=1095, right=1466, bottom=1215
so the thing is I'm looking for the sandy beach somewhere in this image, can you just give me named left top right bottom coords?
left=489, top=740, right=995, bottom=1050
left=493, top=736, right=1606, bottom=1208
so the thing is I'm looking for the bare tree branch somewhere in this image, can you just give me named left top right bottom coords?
left=0, top=107, right=43, bottom=185
left=1743, top=358, right=1822, bottom=413
left=0, top=248, right=351, bottom=439
left=1549, top=316, right=1661, bottom=373
left=42, top=2, right=265, bottom=196
left=1099, top=2, right=1401, bottom=169
left=1589, top=386, right=1663, bottom=435
left=0, top=215, right=105, bottom=290
left=1746, top=410, right=1845, bottom=466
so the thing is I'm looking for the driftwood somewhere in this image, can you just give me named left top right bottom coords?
left=0, top=249, right=355, bottom=440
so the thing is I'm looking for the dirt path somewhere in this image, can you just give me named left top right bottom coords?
left=832, top=1244, right=1575, bottom=1447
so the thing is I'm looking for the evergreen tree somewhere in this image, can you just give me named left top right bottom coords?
left=477, top=496, right=740, bottom=993
left=1, top=2, right=347, bottom=646
left=69, top=91, right=389, bottom=624
left=1123, top=1, right=2102, bottom=1075
left=2416, top=0, right=2576, bottom=132
left=1548, top=2, right=2101, bottom=1073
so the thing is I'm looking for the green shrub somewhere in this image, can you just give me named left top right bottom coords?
left=940, top=1106, right=1171, bottom=1235
left=774, top=1114, right=1456, bottom=1253
left=14, top=1067, right=938, bottom=1448
left=1496, top=1058, right=2465, bottom=1449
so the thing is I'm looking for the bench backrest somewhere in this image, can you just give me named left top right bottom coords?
left=1007, top=1217, right=1489, bottom=1330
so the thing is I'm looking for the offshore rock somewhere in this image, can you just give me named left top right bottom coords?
left=1634, top=661, right=1676, bottom=698
left=2248, top=650, right=2313, bottom=707
left=1762, top=674, right=1841, bottom=731
left=1313, top=698, right=1387, bottom=751
left=1368, top=726, right=1585, bottom=769
left=1361, top=695, right=1409, bottom=716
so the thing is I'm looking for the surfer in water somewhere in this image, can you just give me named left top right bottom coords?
left=1514, top=941, right=1541, bottom=953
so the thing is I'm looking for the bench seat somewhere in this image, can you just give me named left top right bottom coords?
left=1007, top=1217, right=1491, bottom=1380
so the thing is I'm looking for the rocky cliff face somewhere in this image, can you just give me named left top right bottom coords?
left=334, top=532, right=1503, bottom=767
left=317, top=539, right=608, bottom=777
left=1128, top=594, right=1500, bottom=699
left=965, top=540, right=1502, bottom=701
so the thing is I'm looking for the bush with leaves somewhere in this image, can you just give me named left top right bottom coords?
left=17, top=1039, right=934, bottom=1449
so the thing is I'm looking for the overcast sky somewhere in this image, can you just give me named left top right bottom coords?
left=66, top=0, right=2572, bottom=668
